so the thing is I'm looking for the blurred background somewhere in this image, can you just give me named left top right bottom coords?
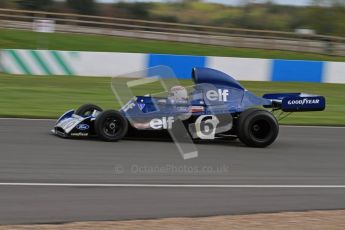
left=0, top=0, right=344, bottom=125
left=1, top=0, right=345, bottom=37
left=1, top=0, right=345, bottom=56
left=0, top=0, right=345, bottom=36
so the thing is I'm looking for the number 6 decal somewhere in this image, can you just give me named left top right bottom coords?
left=194, top=115, right=219, bottom=139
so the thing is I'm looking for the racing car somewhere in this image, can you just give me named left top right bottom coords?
left=52, top=67, right=325, bottom=147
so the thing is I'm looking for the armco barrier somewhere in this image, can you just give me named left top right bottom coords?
left=0, top=49, right=344, bottom=83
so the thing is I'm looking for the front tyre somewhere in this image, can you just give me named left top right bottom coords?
left=94, top=110, right=128, bottom=142
left=75, top=104, right=102, bottom=116
left=237, top=108, right=278, bottom=147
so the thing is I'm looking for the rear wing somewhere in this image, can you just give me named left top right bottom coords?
left=263, top=93, right=326, bottom=112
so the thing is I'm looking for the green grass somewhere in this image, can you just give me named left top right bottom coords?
left=0, top=73, right=344, bottom=125
left=1, top=28, right=345, bottom=61
left=1, top=28, right=344, bottom=125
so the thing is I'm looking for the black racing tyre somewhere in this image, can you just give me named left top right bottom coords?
left=94, top=110, right=128, bottom=142
left=75, top=104, right=102, bottom=116
left=237, top=108, right=278, bottom=147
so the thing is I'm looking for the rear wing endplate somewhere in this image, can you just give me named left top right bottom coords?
left=263, top=93, right=326, bottom=112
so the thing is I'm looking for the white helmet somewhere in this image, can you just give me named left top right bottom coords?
left=169, top=85, right=188, bottom=102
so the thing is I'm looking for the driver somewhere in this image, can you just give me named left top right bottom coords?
left=168, top=85, right=188, bottom=103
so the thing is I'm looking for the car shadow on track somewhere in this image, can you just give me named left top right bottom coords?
left=51, top=132, right=246, bottom=148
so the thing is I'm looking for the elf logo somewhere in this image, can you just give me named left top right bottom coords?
left=150, top=116, right=174, bottom=129
left=206, top=89, right=229, bottom=102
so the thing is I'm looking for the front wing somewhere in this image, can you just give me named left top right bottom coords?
left=51, top=110, right=95, bottom=138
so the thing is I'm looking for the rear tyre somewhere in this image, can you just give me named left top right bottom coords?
left=95, top=110, right=128, bottom=142
left=75, top=104, right=102, bottom=116
left=237, top=108, right=278, bottom=147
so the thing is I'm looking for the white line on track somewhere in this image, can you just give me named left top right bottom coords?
left=1, top=183, right=345, bottom=188
left=0, top=118, right=344, bottom=128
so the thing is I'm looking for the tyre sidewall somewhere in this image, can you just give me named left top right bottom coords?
left=237, top=109, right=279, bottom=147
left=95, top=110, right=128, bottom=141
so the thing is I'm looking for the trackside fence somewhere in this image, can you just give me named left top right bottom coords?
left=0, top=8, right=345, bottom=56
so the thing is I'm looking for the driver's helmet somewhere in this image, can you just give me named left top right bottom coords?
left=168, top=85, right=188, bottom=102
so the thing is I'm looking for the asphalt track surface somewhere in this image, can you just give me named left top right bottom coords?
left=0, top=119, right=345, bottom=224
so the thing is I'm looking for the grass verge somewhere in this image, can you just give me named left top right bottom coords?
left=0, top=73, right=344, bottom=125
left=1, top=28, right=345, bottom=61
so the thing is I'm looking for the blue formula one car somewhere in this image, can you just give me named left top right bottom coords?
left=52, top=67, right=325, bottom=147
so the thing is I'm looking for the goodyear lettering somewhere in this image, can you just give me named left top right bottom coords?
left=287, top=98, right=320, bottom=105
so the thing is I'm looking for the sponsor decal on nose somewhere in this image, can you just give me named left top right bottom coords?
left=76, top=123, right=90, bottom=130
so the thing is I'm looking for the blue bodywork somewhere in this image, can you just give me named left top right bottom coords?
left=121, top=67, right=272, bottom=120
left=53, top=67, right=325, bottom=137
